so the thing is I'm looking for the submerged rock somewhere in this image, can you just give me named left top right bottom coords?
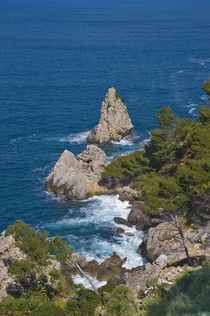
left=87, top=86, right=133, bottom=144
left=46, top=145, right=109, bottom=200
left=114, top=217, right=133, bottom=227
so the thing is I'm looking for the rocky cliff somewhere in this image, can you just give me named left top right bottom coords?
left=87, top=86, right=133, bottom=144
left=46, top=145, right=109, bottom=200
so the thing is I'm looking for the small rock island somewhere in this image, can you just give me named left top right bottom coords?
left=87, top=86, right=133, bottom=144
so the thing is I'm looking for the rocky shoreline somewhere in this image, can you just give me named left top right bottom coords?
left=43, top=86, right=210, bottom=296
left=1, top=86, right=209, bottom=303
left=1, top=210, right=209, bottom=301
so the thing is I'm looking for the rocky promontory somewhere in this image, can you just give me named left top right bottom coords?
left=46, top=145, right=109, bottom=199
left=87, top=86, right=133, bottom=144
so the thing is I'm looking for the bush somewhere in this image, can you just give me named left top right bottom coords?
left=103, top=284, right=139, bottom=316
left=140, top=265, right=210, bottom=316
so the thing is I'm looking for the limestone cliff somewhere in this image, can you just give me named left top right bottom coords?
left=46, top=145, right=109, bottom=199
left=87, top=86, right=133, bottom=144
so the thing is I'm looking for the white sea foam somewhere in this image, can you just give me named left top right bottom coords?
left=9, top=133, right=36, bottom=144
left=111, top=136, right=134, bottom=146
left=72, top=274, right=106, bottom=289
left=201, top=95, right=208, bottom=102
left=141, top=136, right=150, bottom=145
left=47, top=195, right=130, bottom=228
left=186, top=103, right=197, bottom=108
left=59, top=130, right=91, bottom=144
left=189, top=57, right=210, bottom=67
left=45, top=191, right=68, bottom=203
left=189, top=107, right=196, bottom=114
left=44, top=195, right=145, bottom=270
left=177, top=70, right=184, bottom=74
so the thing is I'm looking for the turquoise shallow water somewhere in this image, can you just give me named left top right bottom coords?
left=0, top=1, right=210, bottom=268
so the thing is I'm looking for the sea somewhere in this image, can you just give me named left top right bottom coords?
left=0, top=0, right=210, bottom=284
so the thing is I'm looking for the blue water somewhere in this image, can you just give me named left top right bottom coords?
left=0, top=1, right=210, bottom=268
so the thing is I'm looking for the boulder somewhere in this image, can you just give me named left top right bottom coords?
left=84, top=260, right=99, bottom=278
left=46, top=145, right=109, bottom=200
left=114, top=217, right=133, bottom=227
left=116, top=227, right=125, bottom=235
left=124, top=232, right=134, bottom=237
left=117, top=186, right=139, bottom=202
left=139, top=221, right=210, bottom=265
left=127, top=203, right=151, bottom=230
left=127, top=202, right=167, bottom=230
left=97, top=252, right=127, bottom=281
left=154, top=254, right=168, bottom=268
left=87, top=87, right=133, bottom=144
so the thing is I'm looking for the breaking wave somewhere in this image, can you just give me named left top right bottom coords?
left=59, top=130, right=91, bottom=144
left=41, top=195, right=145, bottom=270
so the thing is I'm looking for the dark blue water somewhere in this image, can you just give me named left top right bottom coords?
left=0, top=1, right=210, bottom=267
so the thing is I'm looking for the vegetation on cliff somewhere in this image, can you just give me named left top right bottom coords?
left=0, top=221, right=138, bottom=316
left=102, top=85, right=210, bottom=224
left=1, top=221, right=209, bottom=315
left=139, top=264, right=210, bottom=316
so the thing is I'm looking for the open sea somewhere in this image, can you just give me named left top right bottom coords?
left=0, top=0, right=210, bottom=276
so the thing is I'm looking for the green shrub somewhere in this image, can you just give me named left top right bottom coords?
left=6, top=220, right=73, bottom=266
left=140, top=265, right=210, bottom=316
left=103, top=284, right=139, bottom=316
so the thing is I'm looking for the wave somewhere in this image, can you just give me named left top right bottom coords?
left=189, top=107, right=196, bottom=114
left=42, top=195, right=145, bottom=270
left=59, top=130, right=91, bottom=144
left=201, top=94, right=208, bottom=102
left=111, top=135, right=134, bottom=146
left=189, top=57, right=210, bottom=67
left=9, top=133, right=37, bottom=144
left=177, top=70, right=184, bottom=74
left=72, top=274, right=106, bottom=289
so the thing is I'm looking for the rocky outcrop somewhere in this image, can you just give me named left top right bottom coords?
left=46, top=145, right=109, bottom=200
left=83, top=253, right=127, bottom=282
left=127, top=202, right=169, bottom=231
left=124, top=256, right=188, bottom=292
left=114, top=217, right=133, bottom=227
left=117, top=186, right=139, bottom=202
left=0, top=232, right=26, bottom=301
left=127, top=202, right=151, bottom=230
left=139, top=221, right=210, bottom=265
left=87, top=87, right=133, bottom=144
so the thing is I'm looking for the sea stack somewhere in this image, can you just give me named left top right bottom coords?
left=46, top=145, right=108, bottom=200
left=87, top=86, right=133, bottom=144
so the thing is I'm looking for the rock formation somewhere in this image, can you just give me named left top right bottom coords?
left=83, top=252, right=127, bottom=282
left=46, top=145, right=109, bottom=200
left=0, top=231, right=61, bottom=301
left=87, top=86, right=133, bottom=144
left=139, top=221, right=210, bottom=265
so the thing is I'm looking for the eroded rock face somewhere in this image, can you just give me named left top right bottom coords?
left=87, top=87, right=133, bottom=144
left=46, top=145, right=109, bottom=200
left=0, top=230, right=61, bottom=302
left=117, top=186, right=139, bottom=202
left=97, top=253, right=127, bottom=281
left=0, top=232, right=26, bottom=301
left=139, top=221, right=210, bottom=265
left=127, top=203, right=151, bottom=230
